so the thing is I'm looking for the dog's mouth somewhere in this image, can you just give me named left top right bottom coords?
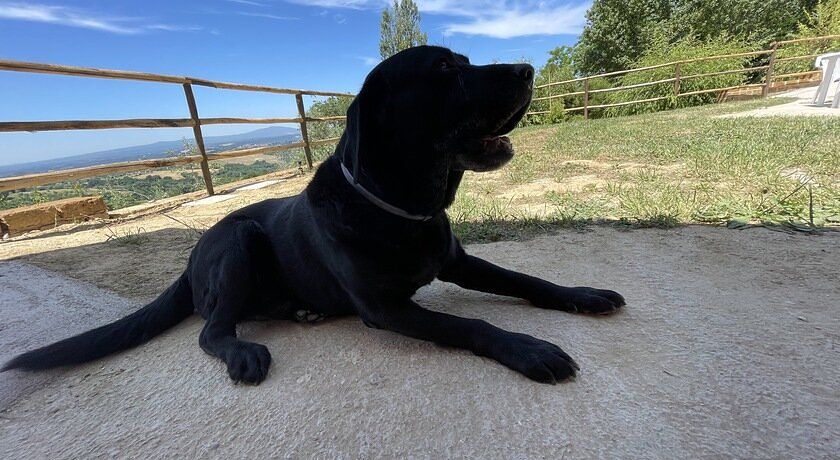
left=488, top=99, right=530, bottom=137
left=452, top=93, right=531, bottom=173
left=479, top=97, right=531, bottom=146
left=481, top=135, right=512, bottom=152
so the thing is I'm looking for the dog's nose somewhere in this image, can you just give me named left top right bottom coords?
left=514, top=64, right=534, bottom=82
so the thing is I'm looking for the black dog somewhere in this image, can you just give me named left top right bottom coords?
left=3, top=46, right=624, bottom=385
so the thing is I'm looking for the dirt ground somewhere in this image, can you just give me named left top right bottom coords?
left=0, top=173, right=838, bottom=457
left=0, top=174, right=313, bottom=298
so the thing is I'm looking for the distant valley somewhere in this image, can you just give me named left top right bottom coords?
left=0, top=126, right=300, bottom=178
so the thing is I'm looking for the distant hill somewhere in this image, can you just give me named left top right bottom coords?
left=0, top=126, right=300, bottom=178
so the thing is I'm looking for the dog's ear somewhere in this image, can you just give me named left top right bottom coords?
left=342, top=97, right=362, bottom=182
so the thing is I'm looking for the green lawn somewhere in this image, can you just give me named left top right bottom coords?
left=451, top=98, right=840, bottom=243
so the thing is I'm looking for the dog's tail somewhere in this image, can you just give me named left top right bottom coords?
left=1, top=273, right=194, bottom=372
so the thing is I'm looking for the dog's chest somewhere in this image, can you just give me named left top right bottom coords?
left=365, top=226, right=451, bottom=288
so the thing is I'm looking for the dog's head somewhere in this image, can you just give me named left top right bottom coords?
left=340, top=46, right=533, bottom=212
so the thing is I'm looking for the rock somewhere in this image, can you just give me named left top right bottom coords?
left=0, top=196, right=109, bottom=237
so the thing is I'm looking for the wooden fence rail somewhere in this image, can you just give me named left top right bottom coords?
left=0, top=59, right=356, bottom=194
left=3, top=34, right=838, bottom=194
left=0, top=117, right=307, bottom=132
left=528, top=34, right=840, bottom=120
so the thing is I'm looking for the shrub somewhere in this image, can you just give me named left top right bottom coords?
left=775, top=0, right=840, bottom=76
left=306, top=95, right=353, bottom=162
left=525, top=46, right=583, bottom=125
left=525, top=71, right=615, bottom=123
left=603, top=33, right=756, bottom=117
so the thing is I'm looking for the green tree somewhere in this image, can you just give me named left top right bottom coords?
left=605, top=33, right=755, bottom=116
left=379, top=0, right=428, bottom=60
left=575, top=0, right=821, bottom=74
left=776, top=0, right=840, bottom=74
left=527, top=46, right=581, bottom=123
left=307, top=96, right=354, bottom=162
left=670, top=0, right=819, bottom=45
left=794, top=0, right=840, bottom=38
left=575, top=0, right=673, bottom=74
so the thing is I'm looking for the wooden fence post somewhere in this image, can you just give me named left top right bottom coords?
left=763, top=43, right=778, bottom=97
left=674, top=62, right=682, bottom=96
left=583, top=77, right=590, bottom=120
left=295, top=93, right=313, bottom=169
left=548, top=67, right=553, bottom=114
left=182, top=82, right=214, bottom=196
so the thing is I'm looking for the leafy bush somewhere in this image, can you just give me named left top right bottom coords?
left=775, top=0, right=840, bottom=76
left=603, top=34, right=755, bottom=116
left=525, top=46, right=617, bottom=124
left=666, top=0, right=820, bottom=47
left=525, top=0, right=835, bottom=125
left=575, top=0, right=819, bottom=75
left=529, top=33, right=760, bottom=122
left=523, top=47, right=578, bottom=125
left=306, top=95, right=353, bottom=162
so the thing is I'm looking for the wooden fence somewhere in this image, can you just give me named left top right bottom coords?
left=3, top=35, right=838, bottom=194
left=527, top=34, right=840, bottom=119
left=0, top=60, right=355, bottom=194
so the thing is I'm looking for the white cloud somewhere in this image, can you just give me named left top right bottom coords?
left=356, top=55, right=379, bottom=66
left=442, top=3, right=590, bottom=38
left=282, top=0, right=590, bottom=38
left=225, top=0, right=268, bottom=6
left=285, top=0, right=384, bottom=9
left=0, top=2, right=205, bottom=34
left=238, top=12, right=300, bottom=20
left=0, top=2, right=138, bottom=33
left=147, top=24, right=204, bottom=32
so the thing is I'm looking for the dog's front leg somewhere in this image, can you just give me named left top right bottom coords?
left=438, top=246, right=625, bottom=315
left=356, top=298, right=578, bottom=383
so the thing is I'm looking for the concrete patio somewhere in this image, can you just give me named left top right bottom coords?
left=722, top=86, right=840, bottom=118
left=1, top=226, right=837, bottom=459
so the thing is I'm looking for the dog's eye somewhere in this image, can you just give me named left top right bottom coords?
left=437, top=58, right=452, bottom=72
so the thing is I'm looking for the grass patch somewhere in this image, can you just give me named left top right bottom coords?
left=104, top=226, right=149, bottom=246
left=453, top=98, right=840, bottom=243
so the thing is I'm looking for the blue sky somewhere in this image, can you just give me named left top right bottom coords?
left=0, top=0, right=588, bottom=166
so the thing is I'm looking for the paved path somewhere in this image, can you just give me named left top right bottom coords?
left=722, top=86, right=840, bottom=118
left=1, top=227, right=838, bottom=459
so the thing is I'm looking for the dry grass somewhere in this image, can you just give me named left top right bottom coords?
left=451, top=98, right=840, bottom=242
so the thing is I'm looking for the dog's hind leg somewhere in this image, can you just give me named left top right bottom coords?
left=438, top=242, right=625, bottom=315
left=191, top=219, right=273, bottom=384
left=199, top=297, right=272, bottom=384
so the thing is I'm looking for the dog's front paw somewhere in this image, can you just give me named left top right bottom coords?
left=532, top=286, right=625, bottom=315
left=490, top=333, right=579, bottom=384
left=225, top=342, right=272, bottom=384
